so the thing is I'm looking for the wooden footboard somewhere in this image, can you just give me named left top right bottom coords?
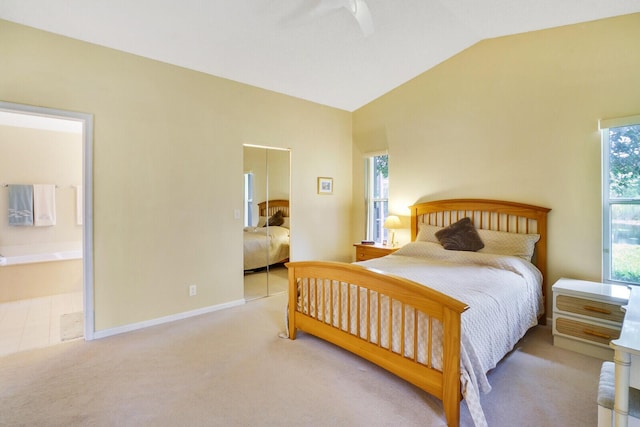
left=286, top=261, right=469, bottom=427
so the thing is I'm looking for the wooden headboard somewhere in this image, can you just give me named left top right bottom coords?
left=410, top=199, right=551, bottom=317
left=258, top=200, right=289, bottom=218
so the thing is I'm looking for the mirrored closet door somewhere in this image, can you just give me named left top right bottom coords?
left=243, top=145, right=290, bottom=301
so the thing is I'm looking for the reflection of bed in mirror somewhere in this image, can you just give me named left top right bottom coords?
left=244, top=200, right=290, bottom=271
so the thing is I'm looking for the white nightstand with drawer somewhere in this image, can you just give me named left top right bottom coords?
left=552, top=278, right=630, bottom=360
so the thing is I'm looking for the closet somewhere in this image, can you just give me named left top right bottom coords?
left=243, top=145, right=290, bottom=300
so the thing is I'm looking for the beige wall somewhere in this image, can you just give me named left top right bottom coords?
left=267, top=149, right=291, bottom=201
left=3, top=13, right=637, bottom=332
left=0, top=19, right=352, bottom=332
left=243, top=146, right=290, bottom=226
left=353, top=13, right=640, bottom=315
left=0, top=125, right=82, bottom=247
left=0, top=124, right=83, bottom=303
left=243, top=146, right=268, bottom=224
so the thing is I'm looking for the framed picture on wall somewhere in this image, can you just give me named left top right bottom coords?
left=317, top=177, right=333, bottom=194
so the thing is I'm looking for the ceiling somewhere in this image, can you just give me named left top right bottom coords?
left=1, top=0, right=639, bottom=111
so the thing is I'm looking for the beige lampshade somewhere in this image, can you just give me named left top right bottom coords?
left=383, top=215, right=401, bottom=246
left=383, top=215, right=401, bottom=229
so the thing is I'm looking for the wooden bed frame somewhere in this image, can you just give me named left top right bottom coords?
left=286, top=199, right=550, bottom=426
left=248, top=199, right=290, bottom=268
left=258, top=199, right=290, bottom=218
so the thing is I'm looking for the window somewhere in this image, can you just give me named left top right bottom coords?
left=244, top=172, right=254, bottom=227
left=365, top=153, right=389, bottom=243
left=601, top=115, right=640, bottom=285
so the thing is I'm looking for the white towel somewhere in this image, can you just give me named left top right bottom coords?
left=33, top=184, right=56, bottom=226
left=74, top=185, right=83, bottom=225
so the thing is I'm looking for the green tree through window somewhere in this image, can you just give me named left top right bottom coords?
left=605, top=123, right=640, bottom=284
left=366, top=154, right=389, bottom=243
left=375, top=155, right=388, bottom=178
left=609, top=126, right=640, bottom=198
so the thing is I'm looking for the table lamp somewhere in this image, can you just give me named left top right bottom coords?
left=383, top=215, right=401, bottom=246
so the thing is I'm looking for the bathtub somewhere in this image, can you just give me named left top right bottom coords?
left=0, top=241, right=82, bottom=266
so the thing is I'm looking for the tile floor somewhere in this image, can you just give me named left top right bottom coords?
left=0, top=291, right=83, bottom=357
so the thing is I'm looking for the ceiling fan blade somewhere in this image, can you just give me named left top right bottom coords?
left=281, top=0, right=374, bottom=36
left=351, top=0, right=374, bottom=37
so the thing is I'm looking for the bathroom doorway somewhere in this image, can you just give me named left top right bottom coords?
left=0, top=101, right=93, bottom=355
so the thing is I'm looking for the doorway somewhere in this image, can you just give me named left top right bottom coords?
left=0, top=101, right=94, bottom=355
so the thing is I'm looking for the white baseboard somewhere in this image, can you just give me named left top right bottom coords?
left=91, top=298, right=246, bottom=340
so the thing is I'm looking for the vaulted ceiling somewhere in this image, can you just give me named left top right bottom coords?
left=1, top=1, right=639, bottom=111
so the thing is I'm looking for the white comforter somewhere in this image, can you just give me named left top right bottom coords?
left=243, top=226, right=290, bottom=270
left=357, top=241, right=543, bottom=427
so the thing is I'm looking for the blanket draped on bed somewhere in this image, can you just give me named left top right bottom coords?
left=244, top=226, right=289, bottom=270
left=356, top=241, right=543, bottom=427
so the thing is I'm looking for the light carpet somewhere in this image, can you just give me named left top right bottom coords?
left=1, top=293, right=601, bottom=426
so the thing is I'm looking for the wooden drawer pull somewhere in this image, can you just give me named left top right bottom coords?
left=583, top=329, right=612, bottom=340
left=583, top=305, right=611, bottom=315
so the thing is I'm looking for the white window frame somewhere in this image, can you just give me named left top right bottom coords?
left=600, top=114, right=640, bottom=285
left=364, top=151, right=389, bottom=243
left=244, top=172, right=254, bottom=227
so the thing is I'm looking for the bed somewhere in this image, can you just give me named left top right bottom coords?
left=244, top=199, right=290, bottom=271
left=285, top=199, right=550, bottom=427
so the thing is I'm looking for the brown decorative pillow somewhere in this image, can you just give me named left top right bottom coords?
left=435, top=217, right=484, bottom=251
left=265, top=210, right=285, bottom=227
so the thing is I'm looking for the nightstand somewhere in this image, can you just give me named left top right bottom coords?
left=353, top=243, right=399, bottom=261
left=552, top=278, right=630, bottom=360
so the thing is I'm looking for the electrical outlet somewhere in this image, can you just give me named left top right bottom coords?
left=189, top=284, right=197, bottom=296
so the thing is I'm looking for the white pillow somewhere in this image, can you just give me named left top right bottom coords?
left=417, top=222, right=540, bottom=262
left=280, top=217, right=290, bottom=229
left=416, top=222, right=443, bottom=243
left=476, top=228, right=540, bottom=262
